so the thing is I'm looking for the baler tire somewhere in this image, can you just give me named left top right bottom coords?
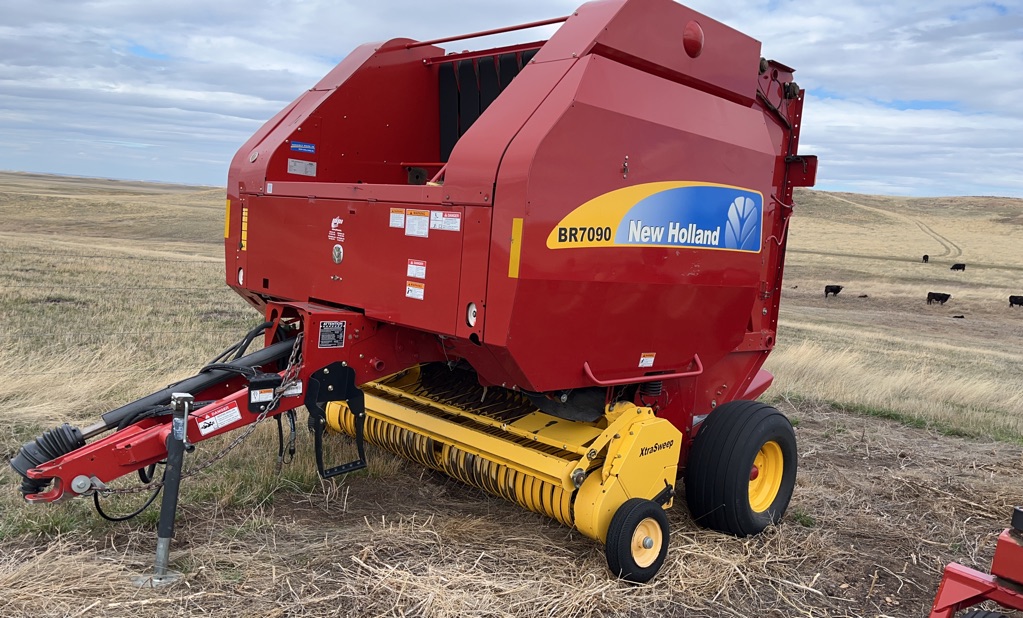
left=684, top=400, right=797, bottom=537
left=605, top=497, right=670, bottom=583
left=959, top=612, right=1010, bottom=618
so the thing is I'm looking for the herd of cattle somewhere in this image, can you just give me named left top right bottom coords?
left=822, top=256, right=1023, bottom=311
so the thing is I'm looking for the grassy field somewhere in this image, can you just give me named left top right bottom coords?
left=0, top=172, right=1021, bottom=617
left=769, top=189, right=1023, bottom=443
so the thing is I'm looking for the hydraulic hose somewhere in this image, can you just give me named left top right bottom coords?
left=94, top=338, right=294, bottom=437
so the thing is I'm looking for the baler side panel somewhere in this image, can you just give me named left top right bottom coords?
left=483, top=54, right=777, bottom=392
left=243, top=195, right=465, bottom=337
left=455, top=206, right=493, bottom=342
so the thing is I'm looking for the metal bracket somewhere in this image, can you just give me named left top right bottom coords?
left=653, top=480, right=675, bottom=506
left=246, top=371, right=284, bottom=413
left=304, top=362, right=367, bottom=478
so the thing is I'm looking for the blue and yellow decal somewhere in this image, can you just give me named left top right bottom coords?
left=546, top=182, right=764, bottom=252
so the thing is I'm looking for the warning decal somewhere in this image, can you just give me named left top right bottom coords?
left=389, top=208, right=405, bottom=228
left=196, top=402, right=242, bottom=436
left=639, top=353, right=656, bottom=368
left=405, top=281, right=425, bottom=300
left=405, top=209, right=429, bottom=237
left=318, top=320, right=347, bottom=348
left=430, top=211, right=461, bottom=232
left=407, top=259, right=427, bottom=279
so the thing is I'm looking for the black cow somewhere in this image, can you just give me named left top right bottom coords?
left=927, top=292, right=951, bottom=305
left=952, top=315, right=965, bottom=319
left=950, top=263, right=966, bottom=271
left=1010, top=295, right=1023, bottom=308
left=922, top=254, right=929, bottom=263
left=858, top=294, right=869, bottom=298
left=824, top=285, right=843, bottom=298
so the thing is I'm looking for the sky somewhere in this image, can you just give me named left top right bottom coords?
left=0, top=1, right=1020, bottom=197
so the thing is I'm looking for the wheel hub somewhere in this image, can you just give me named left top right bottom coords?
left=631, top=518, right=663, bottom=568
left=748, top=440, right=784, bottom=513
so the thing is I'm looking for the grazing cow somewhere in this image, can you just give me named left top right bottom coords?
left=1010, top=295, right=1023, bottom=308
left=927, top=292, right=952, bottom=305
left=858, top=294, right=869, bottom=298
left=950, top=263, right=966, bottom=271
left=952, top=315, right=965, bottom=319
left=824, top=285, right=843, bottom=298
left=922, top=254, right=929, bottom=263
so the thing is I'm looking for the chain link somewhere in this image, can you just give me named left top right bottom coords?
left=99, top=332, right=305, bottom=496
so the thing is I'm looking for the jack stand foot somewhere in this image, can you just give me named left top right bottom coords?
left=131, top=571, right=183, bottom=588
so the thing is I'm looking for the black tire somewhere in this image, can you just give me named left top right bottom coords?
left=605, top=498, right=670, bottom=583
left=684, top=400, right=797, bottom=536
left=959, top=611, right=1010, bottom=618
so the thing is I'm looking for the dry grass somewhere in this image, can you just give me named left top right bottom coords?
left=767, top=188, right=1023, bottom=442
left=1, top=173, right=1022, bottom=617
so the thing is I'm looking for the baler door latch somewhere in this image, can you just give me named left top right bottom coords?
left=304, top=362, right=368, bottom=479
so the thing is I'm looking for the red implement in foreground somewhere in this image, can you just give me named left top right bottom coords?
left=929, top=507, right=1023, bottom=618
left=12, top=0, right=816, bottom=583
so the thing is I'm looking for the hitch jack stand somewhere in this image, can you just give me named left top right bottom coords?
left=134, top=392, right=192, bottom=588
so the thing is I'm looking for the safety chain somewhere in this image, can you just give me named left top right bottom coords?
left=99, top=332, right=305, bottom=496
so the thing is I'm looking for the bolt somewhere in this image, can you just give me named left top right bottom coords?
left=587, top=449, right=597, bottom=460
left=323, top=367, right=330, bottom=374
left=642, top=537, right=654, bottom=549
left=327, top=385, right=334, bottom=392
left=763, top=308, right=768, bottom=315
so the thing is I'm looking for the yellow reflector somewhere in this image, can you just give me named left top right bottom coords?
left=508, top=217, right=523, bottom=278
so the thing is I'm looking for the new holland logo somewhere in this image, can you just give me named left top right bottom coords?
left=640, top=440, right=674, bottom=457
left=546, top=181, right=764, bottom=253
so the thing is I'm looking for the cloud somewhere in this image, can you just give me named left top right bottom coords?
left=802, top=94, right=1023, bottom=196
left=0, top=0, right=1019, bottom=196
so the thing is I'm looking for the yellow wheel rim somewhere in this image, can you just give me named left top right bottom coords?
left=748, top=440, right=784, bottom=513
left=630, top=517, right=663, bottom=568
